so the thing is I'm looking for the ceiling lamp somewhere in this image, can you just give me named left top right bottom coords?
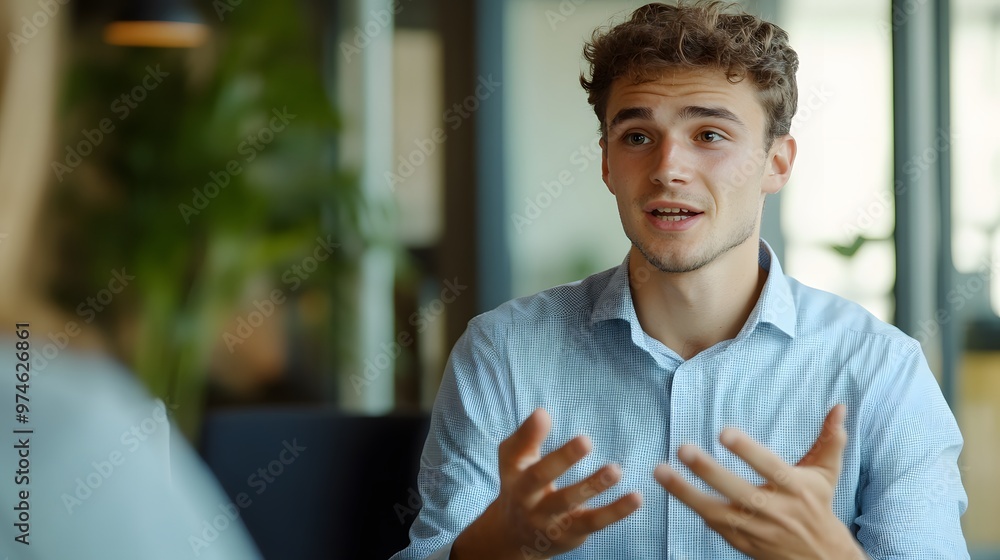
left=104, top=0, right=209, bottom=48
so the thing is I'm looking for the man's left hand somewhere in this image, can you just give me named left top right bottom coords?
left=653, top=404, right=867, bottom=560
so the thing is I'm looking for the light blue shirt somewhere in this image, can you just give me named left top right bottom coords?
left=0, top=347, right=262, bottom=560
left=392, top=240, right=969, bottom=559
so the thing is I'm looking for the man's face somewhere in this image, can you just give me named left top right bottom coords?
left=601, top=67, right=795, bottom=274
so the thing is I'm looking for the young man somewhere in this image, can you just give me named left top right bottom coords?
left=392, top=2, right=968, bottom=558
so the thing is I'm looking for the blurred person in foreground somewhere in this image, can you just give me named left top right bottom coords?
left=393, top=2, right=968, bottom=559
left=0, top=1, right=261, bottom=558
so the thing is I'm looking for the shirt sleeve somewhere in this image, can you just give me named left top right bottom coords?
left=855, top=341, right=970, bottom=559
left=390, top=318, right=517, bottom=560
left=1, top=350, right=262, bottom=560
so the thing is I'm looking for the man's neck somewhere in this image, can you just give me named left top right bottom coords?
left=628, top=239, right=768, bottom=360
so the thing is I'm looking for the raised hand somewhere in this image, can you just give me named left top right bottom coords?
left=654, top=404, right=868, bottom=560
left=453, top=409, right=642, bottom=560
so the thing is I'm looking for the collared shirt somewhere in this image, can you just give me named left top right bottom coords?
left=391, top=240, right=969, bottom=559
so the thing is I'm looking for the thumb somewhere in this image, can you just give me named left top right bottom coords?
left=797, top=404, right=847, bottom=479
left=499, top=408, right=552, bottom=472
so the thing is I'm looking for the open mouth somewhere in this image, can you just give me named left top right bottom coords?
left=650, top=207, right=703, bottom=222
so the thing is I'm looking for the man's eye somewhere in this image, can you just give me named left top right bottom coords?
left=625, top=133, right=649, bottom=145
left=698, top=131, right=724, bottom=142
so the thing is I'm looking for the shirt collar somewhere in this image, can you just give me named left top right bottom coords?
left=751, top=239, right=797, bottom=338
left=590, top=239, right=797, bottom=339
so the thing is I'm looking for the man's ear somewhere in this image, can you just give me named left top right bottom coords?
left=762, top=134, right=796, bottom=195
left=600, top=136, right=613, bottom=194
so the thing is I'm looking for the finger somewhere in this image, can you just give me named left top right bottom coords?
left=537, top=463, right=622, bottom=515
left=499, top=408, right=551, bottom=474
left=719, top=428, right=795, bottom=490
left=797, top=404, right=847, bottom=478
left=518, top=434, right=592, bottom=496
left=571, top=491, right=643, bottom=534
left=674, top=445, right=757, bottom=503
left=654, top=463, right=729, bottom=521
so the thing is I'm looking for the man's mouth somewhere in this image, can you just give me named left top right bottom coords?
left=650, top=207, right=703, bottom=222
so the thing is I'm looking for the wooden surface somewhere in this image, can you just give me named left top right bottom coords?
left=959, top=351, right=1000, bottom=547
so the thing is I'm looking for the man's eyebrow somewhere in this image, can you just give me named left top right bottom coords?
left=607, top=105, right=749, bottom=134
left=608, top=107, right=654, bottom=131
left=677, top=105, right=748, bottom=131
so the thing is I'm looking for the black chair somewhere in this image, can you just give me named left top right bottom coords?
left=200, top=408, right=431, bottom=560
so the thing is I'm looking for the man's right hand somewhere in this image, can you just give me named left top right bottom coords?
left=452, top=408, right=642, bottom=560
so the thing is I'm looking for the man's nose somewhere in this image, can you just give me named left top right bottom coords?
left=649, top=137, right=693, bottom=186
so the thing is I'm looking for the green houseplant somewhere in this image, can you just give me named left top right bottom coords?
left=52, top=1, right=368, bottom=437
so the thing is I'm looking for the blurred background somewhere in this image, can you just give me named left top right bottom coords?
left=0, top=0, right=997, bottom=557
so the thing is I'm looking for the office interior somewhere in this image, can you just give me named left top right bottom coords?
left=0, top=0, right=997, bottom=557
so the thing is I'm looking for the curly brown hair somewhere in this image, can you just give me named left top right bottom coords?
left=580, top=1, right=799, bottom=146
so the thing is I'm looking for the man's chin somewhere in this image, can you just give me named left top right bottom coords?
left=633, top=244, right=710, bottom=275
left=650, top=258, right=711, bottom=275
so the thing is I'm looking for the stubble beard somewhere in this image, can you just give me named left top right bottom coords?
left=627, top=211, right=757, bottom=274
